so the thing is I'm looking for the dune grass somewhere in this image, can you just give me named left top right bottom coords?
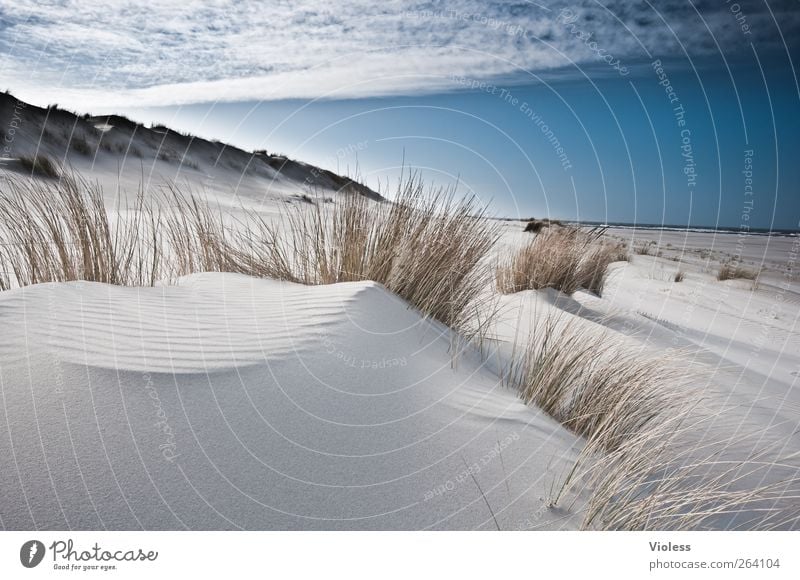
left=229, top=174, right=500, bottom=331
left=1, top=172, right=796, bottom=530
left=0, top=173, right=247, bottom=290
left=0, top=173, right=499, bottom=332
left=495, top=226, right=622, bottom=296
left=70, top=134, right=94, bottom=156
left=523, top=218, right=562, bottom=233
left=18, top=154, right=60, bottom=178
left=579, top=427, right=800, bottom=530
left=508, top=316, right=691, bottom=456
left=717, top=262, right=759, bottom=281
left=506, top=313, right=800, bottom=530
left=0, top=175, right=164, bottom=289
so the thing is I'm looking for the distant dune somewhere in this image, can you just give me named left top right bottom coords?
left=0, top=92, right=383, bottom=204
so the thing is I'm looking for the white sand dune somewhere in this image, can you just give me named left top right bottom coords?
left=0, top=216, right=797, bottom=530
left=1, top=92, right=797, bottom=530
left=0, top=274, right=582, bottom=530
left=484, top=226, right=800, bottom=528
left=598, top=229, right=800, bottom=450
left=0, top=92, right=382, bottom=207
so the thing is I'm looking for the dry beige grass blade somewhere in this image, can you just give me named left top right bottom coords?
left=717, top=262, right=759, bottom=281
left=580, top=425, right=800, bottom=531
left=0, top=174, right=162, bottom=288
left=506, top=312, right=800, bottom=530
left=496, top=226, right=623, bottom=296
left=574, top=241, right=624, bottom=296
left=159, top=184, right=234, bottom=278
left=510, top=316, right=691, bottom=454
left=18, top=154, right=60, bottom=179
left=0, top=171, right=500, bottom=338
left=231, top=173, right=500, bottom=332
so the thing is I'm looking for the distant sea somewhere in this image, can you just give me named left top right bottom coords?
left=576, top=221, right=800, bottom=236
left=497, top=217, right=799, bottom=236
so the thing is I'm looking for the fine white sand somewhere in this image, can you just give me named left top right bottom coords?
left=0, top=105, right=797, bottom=528
left=0, top=274, right=582, bottom=530
left=487, top=222, right=800, bottom=527
left=2, top=216, right=797, bottom=529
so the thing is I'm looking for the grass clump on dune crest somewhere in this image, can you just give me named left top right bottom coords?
left=508, top=316, right=690, bottom=455
left=0, top=175, right=161, bottom=288
left=579, top=427, right=800, bottom=530
left=0, top=175, right=235, bottom=290
left=496, top=226, right=623, bottom=296
left=507, top=313, right=800, bottom=530
left=18, top=154, right=60, bottom=178
left=0, top=172, right=499, bottom=333
left=159, top=184, right=234, bottom=277
left=230, top=174, right=500, bottom=330
left=70, top=134, right=94, bottom=156
left=717, top=262, right=758, bottom=281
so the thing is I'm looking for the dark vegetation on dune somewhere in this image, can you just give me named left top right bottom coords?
left=497, top=226, right=627, bottom=296
left=524, top=217, right=563, bottom=233
left=0, top=91, right=383, bottom=201
left=17, top=154, right=60, bottom=178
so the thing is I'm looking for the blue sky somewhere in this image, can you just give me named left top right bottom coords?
left=1, top=1, right=798, bottom=228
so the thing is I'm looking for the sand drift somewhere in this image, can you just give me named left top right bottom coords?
left=0, top=274, right=581, bottom=530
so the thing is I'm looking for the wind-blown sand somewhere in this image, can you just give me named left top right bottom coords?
left=2, top=221, right=797, bottom=529
left=0, top=96, right=797, bottom=529
left=0, top=274, right=582, bottom=530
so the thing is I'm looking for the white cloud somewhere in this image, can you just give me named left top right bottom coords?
left=0, top=0, right=796, bottom=109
